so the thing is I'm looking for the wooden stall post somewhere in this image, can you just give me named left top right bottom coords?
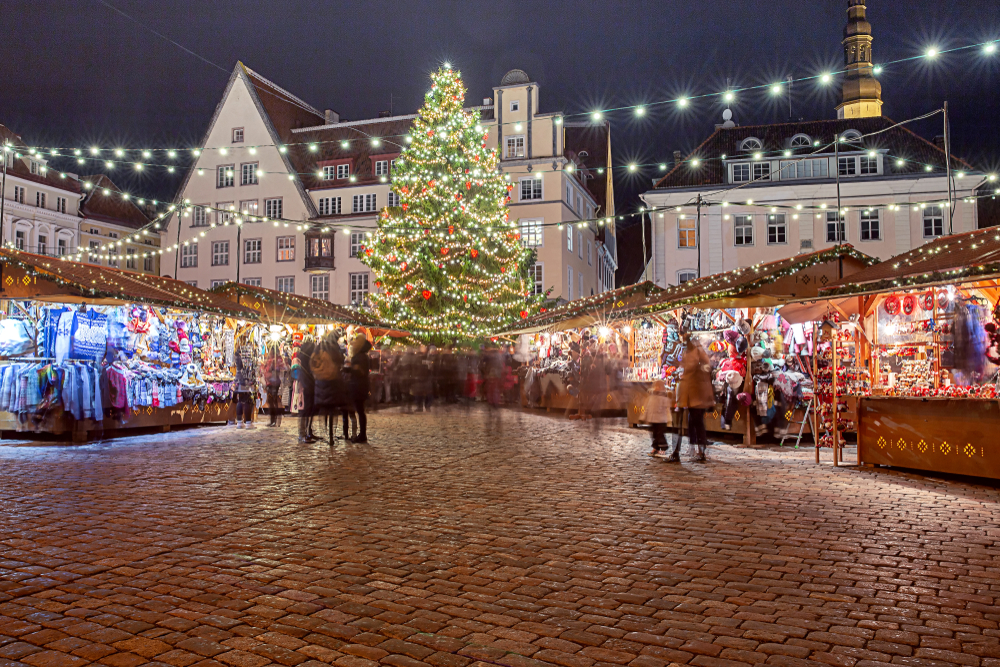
left=813, top=322, right=820, bottom=464
left=832, top=331, right=840, bottom=467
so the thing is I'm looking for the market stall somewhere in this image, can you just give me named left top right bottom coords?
left=0, top=250, right=259, bottom=440
left=819, top=227, right=1000, bottom=478
left=612, top=246, right=878, bottom=446
left=500, top=282, right=663, bottom=412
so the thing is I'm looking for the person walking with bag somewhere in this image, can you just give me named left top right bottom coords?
left=675, top=335, right=715, bottom=462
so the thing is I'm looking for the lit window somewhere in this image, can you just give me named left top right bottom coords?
left=276, top=236, right=295, bottom=261
left=678, top=218, right=696, bottom=248
left=240, top=199, right=259, bottom=217
left=506, top=136, right=525, bottom=159
left=521, top=220, right=545, bottom=249
left=530, top=263, right=543, bottom=296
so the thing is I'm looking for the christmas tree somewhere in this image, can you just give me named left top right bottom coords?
left=362, top=66, right=542, bottom=343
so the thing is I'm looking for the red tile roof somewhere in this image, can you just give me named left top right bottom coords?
left=80, top=175, right=152, bottom=230
left=0, top=124, right=82, bottom=195
left=244, top=68, right=326, bottom=141
left=653, top=117, right=972, bottom=190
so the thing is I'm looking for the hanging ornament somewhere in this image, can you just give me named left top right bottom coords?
left=422, top=290, right=432, bottom=300
left=921, top=291, right=935, bottom=311
left=448, top=225, right=454, bottom=234
left=883, top=295, right=901, bottom=316
left=440, top=248, right=449, bottom=255
left=406, top=283, right=414, bottom=291
left=470, top=249, right=478, bottom=258
left=902, top=294, right=917, bottom=316
left=520, top=311, right=528, bottom=319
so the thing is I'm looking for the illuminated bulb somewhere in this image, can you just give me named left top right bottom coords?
left=746, top=199, right=753, bottom=205
left=691, top=159, right=700, bottom=167
left=77, top=158, right=84, bottom=164
left=219, top=148, right=227, bottom=155
left=134, top=163, right=143, bottom=171
left=405, top=136, right=413, bottom=144
left=868, top=150, right=876, bottom=157
left=820, top=73, right=832, bottom=84
left=925, top=165, right=933, bottom=172
left=784, top=150, right=791, bottom=157
left=167, top=150, right=176, bottom=158
left=309, top=143, right=317, bottom=152
left=371, top=138, right=381, bottom=147
left=105, top=161, right=114, bottom=169
left=753, top=152, right=762, bottom=160
left=628, top=164, right=637, bottom=172
left=535, top=172, right=542, bottom=179
left=635, top=106, right=646, bottom=116
left=873, top=65, right=883, bottom=75
left=193, top=149, right=201, bottom=155
left=249, top=147, right=257, bottom=155
left=591, top=111, right=602, bottom=121
left=90, top=147, right=100, bottom=155
left=142, top=150, right=151, bottom=158
left=926, top=47, right=939, bottom=58
left=514, top=124, right=522, bottom=131
left=114, top=148, right=124, bottom=157
left=989, top=174, right=998, bottom=182
left=677, top=97, right=688, bottom=108
left=985, top=42, right=997, bottom=55
left=770, top=84, right=782, bottom=95
left=956, top=171, right=965, bottom=179
left=723, top=91, right=735, bottom=102
left=897, top=159, right=905, bottom=167
left=659, top=163, right=667, bottom=170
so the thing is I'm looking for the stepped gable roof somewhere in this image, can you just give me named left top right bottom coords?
left=286, top=118, right=415, bottom=203
left=652, top=116, right=973, bottom=190
left=244, top=67, right=325, bottom=141
left=80, top=175, right=151, bottom=229
left=0, top=124, right=82, bottom=195
left=565, top=122, right=612, bottom=212
left=821, top=226, right=1000, bottom=295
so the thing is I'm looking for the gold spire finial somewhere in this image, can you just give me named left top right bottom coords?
left=837, top=0, right=882, bottom=119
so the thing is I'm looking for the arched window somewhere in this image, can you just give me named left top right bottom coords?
left=841, top=129, right=863, bottom=144
left=790, top=134, right=811, bottom=148
left=740, top=137, right=763, bottom=152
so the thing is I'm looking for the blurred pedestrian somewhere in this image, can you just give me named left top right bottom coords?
left=311, top=333, right=346, bottom=445
left=347, top=333, right=372, bottom=443
left=262, top=343, right=287, bottom=427
left=676, top=335, right=715, bottom=462
left=297, top=338, right=317, bottom=442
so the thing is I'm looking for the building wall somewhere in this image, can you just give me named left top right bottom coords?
left=643, top=175, right=979, bottom=286
left=1, top=158, right=80, bottom=255
left=80, top=219, right=160, bottom=274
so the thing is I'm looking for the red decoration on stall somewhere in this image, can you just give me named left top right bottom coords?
left=921, top=291, right=935, bottom=311
left=902, top=294, right=917, bottom=316
left=883, top=295, right=901, bottom=316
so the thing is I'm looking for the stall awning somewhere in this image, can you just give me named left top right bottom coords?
left=778, top=298, right=860, bottom=324
left=820, top=227, right=1000, bottom=297
left=0, top=249, right=256, bottom=318
left=210, top=282, right=408, bottom=336
left=497, top=281, right=664, bottom=335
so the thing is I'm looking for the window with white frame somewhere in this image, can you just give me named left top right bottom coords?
left=567, top=266, right=573, bottom=300
left=13, top=186, right=24, bottom=204
left=576, top=194, right=583, bottom=217
left=56, top=197, right=66, bottom=214
left=752, top=162, right=771, bottom=181
left=350, top=232, right=364, bottom=257
left=241, top=162, right=258, bottom=185
left=767, top=214, right=787, bottom=244
left=740, top=137, right=763, bottom=152
left=860, top=209, right=881, bottom=241
left=57, top=238, right=67, bottom=256
left=841, top=130, right=862, bottom=143
left=30, top=161, right=37, bottom=175
left=318, top=196, right=342, bottom=216
left=838, top=156, right=857, bottom=176
left=734, top=215, right=754, bottom=246
left=36, top=191, right=46, bottom=208
left=677, top=270, right=697, bottom=284
left=349, top=272, right=369, bottom=305
left=790, top=134, right=811, bottom=148
left=232, top=128, right=244, bottom=143
left=126, top=248, right=136, bottom=269
left=387, top=191, right=400, bottom=207
left=180, top=243, right=197, bottom=267
left=510, top=100, right=520, bottom=112
left=240, top=199, right=258, bottom=217
left=530, top=263, right=543, bottom=296
left=732, top=163, right=751, bottom=183
left=143, top=255, right=153, bottom=272
left=826, top=211, right=846, bottom=243
left=374, top=160, right=389, bottom=176
left=779, top=158, right=829, bottom=180
left=923, top=206, right=944, bottom=238
left=566, top=224, right=573, bottom=252
left=587, top=240, right=592, bottom=266
left=192, top=205, right=208, bottom=227
left=265, top=198, right=282, bottom=219
left=88, top=240, right=99, bottom=257
left=186, top=280, right=197, bottom=287
left=36, top=235, right=47, bottom=255
left=678, top=218, right=696, bottom=248
left=520, top=177, right=542, bottom=201
left=243, top=277, right=261, bottom=287
left=505, top=136, right=525, bottom=159
left=352, top=193, right=377, bottom=213
left=322, top=165, right=337, bottom=180
left=577, top=231, right=583, bottom=259
left=336, top=163, right=349, bottom=179
left=211, top=280, right=226, bottom=289
left=276, top=236, right=294, bottom=261
left=217, top=203, right=233, bottom=225
left=244, top=238, right=261, bottom=263
left=308, top=236, right=332, bottom=259
left=566, top=182, right=572, bottom=203
left=217, top=165, right=234, bottom=188
left=212, top=240, right=229, bottom=266
left=276, top=276, right=295, bottom=293
left=860, top=155, right=878, bottom=175
left=311, top=274, right=330, bottom=300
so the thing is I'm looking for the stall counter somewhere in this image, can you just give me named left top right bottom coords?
left=858, top=396, right=1000, bottom=479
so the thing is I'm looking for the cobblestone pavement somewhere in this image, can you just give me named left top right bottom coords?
left=1, top=407, right=1000, bottom=667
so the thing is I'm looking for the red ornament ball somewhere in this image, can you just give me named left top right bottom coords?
left=440, top=247, right=448, bottom=255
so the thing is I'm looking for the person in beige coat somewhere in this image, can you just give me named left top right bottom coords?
left=645, top=379, right=673, bottom=457
left=675, top=335, right=715, bottom=461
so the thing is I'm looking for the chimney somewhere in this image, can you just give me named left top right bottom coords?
left=483, top=97, right=492, bottom=106
left=324, top=109, right=339, bottom=124
left=673, top=150, right=682, bottom=166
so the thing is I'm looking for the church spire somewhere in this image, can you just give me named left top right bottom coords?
left=837, top=0, right=883, bottom=119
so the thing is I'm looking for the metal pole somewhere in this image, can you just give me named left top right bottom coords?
left=236, top=222, right=242, bottom=284
left=787, top=75, right=793, bottom=120
left=944, top=101, right=955, bottom=235
left=0, top=144, right=8, bottom=248
left=835, top=133, right=843, bottom=245
left=696, top=194, right=703, bottom=279
left=173, top=209, right=182, bottom=278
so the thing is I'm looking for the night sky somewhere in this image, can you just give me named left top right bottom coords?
left=3, top=0, right=998, bottom=282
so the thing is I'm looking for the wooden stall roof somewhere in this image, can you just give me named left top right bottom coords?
left=498, top=281, right=664, bottom=335
left=210, top=282, right=408, bottom=336
left=0, top=249, right=254, bottom=317
left=820, top=227, right=1000, bottom=297
left=614, top=245, right=878, bottom=318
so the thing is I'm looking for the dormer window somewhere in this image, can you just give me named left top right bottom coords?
left=790, top=134, right=811, bottom=148
left=841, top=129, right=862, bottom=144
left=510, top=100, right=520, bottom=112
left=740, top=137, right=763, bottom=152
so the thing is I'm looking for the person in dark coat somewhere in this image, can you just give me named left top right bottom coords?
left=347, top=333, right=372, bottom=443
left=297, top=339, right=316, bottom=443
left=310, top=333, right=346, bottom=445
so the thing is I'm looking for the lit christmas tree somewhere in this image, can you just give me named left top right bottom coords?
left=362, top=66, right=542, bottom=343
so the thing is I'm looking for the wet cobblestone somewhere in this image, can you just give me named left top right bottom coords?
left=1, top=407, right=999, bottom=667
